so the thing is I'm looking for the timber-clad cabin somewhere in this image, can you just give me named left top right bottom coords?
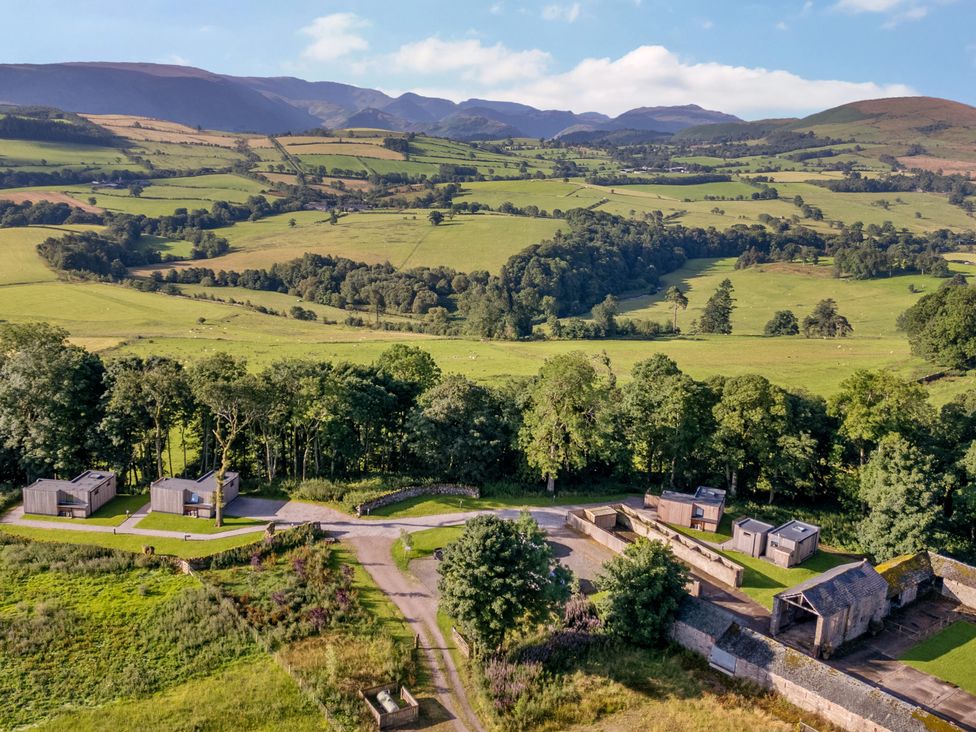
left=22, top=471, right=117, bottom=517
left=656, top=486, right=726, bottom=532
left=150, top=470, right=239, bottom=518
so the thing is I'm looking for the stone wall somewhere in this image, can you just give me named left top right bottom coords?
left=616, top=505, right=744, bottom=587
left=670, top=597, right=963, bottom=732
left=356, top=484, right=479, bottom=514
left=565, top=510, right=631, bottom=554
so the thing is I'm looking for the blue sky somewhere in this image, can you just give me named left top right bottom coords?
left=3, top=0, right=973, bottom=118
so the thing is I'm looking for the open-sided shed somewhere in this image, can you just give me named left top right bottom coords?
left=770, top=560, right=888, bottom=658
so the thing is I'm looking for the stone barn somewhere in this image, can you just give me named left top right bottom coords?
left=764, top=519, right=820, bottom=568
left=731, top=517, right=773, bottom=557
left=655, top=486, right=726, bottom=532
left=22, top=471, right=117, bottom=518
left=150, top=470, right=239, bottom=518
left=770, top=560, right=888, bottom=658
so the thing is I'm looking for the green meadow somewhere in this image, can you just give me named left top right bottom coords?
left=135, top=209, right=563, bottom=273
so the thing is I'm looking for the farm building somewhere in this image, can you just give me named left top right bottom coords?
left=22, top=471, right=117, bottom=518
left=876, top=552, right=938, bottom=609
left=655, top=486, right=726, bottom=532
left=770, top=560, right=888, bottom=658
left=150, top=470, right=239, bottom=518
left=731, top=517, right=774, bottom=558
left=764, top=519, right=820, bottom=568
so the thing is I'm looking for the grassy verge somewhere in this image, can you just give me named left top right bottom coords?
left=900, top=620, right=976, bottom=695
left=23, top=493, right=149, bottom=526
left=134, top=511, right=266, bottom=534
left=0, top=524, right=263, bottom=558
left=391, top=526, right=465, bottom=571
left=368, top=492, right=637, bottom=519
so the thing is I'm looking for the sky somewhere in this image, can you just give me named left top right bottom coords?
left=2, top=0, right=974, bottom=119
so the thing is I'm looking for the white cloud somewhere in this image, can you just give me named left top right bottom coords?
left=300, top=13, right=370, bottom=62
left=469, top=45, right=915, bottom=117
left=776, top=20, right=790, bottom=30
left=391, top=38, right=551, bottom=85
left=159, top=54, right=189, bottom=66
left=833, top=0, right=949, bottom=26
left=542, top=3, right=582, bottom=22
left=700, top=18, right=714, bottom=29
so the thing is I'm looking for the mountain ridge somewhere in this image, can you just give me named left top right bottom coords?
left=0, top=61, right=740, bottom=139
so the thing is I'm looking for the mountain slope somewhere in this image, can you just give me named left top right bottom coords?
left=0, top=63, right=320, bottom=133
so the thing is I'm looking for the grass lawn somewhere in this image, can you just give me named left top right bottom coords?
left=23, top=493, right=149, bottom=526
left=899, top=621, right=976, bottom=695
left=134, top=511, right=266, bottom=534
left=32, top=657, right=327, bottom=732
left=0, top=524, right=264, bottom=558
left=392, top=525, right=465, bottom=571
left=716, top=548, right=855, bottom=610
left=670, top=513, right=736, bottom=544
left=366, top=491, right=637, bottom=519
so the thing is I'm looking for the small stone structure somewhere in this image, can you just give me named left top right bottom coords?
left=671, top=596, right=963, bottom=732
left=150, top=470, right=239, bottom=518
left=359, top=683, right=419, bottom=729
left=652, top=486, right=726, bottom=532
left=583, top=506, right=618, bottom=530
left=731, top=516, right=773, bottom=557
left=770, top=560, right=888, bottom=658
left=22, top=470, right=117, bottom=518
left=764, top=519, right=820, bottom=568
left=356, top=484, right=479, bottom=514
left=567, top=504, right=744, bottom=587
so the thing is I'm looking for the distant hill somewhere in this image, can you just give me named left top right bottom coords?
left=0, top=62, right=741, bottom=139
left=0, top=63, right=321, bottom=134
left=787, top=96, right=976, bottom=141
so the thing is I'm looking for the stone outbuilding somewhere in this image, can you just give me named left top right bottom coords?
left=22, top=471, right=117, bottom=518
left=770, top=560, right=888, bottom=658
left=655, top=486, right=726, bottom=532
left=150, top=470, right=239, bottom=518
left=765, top=519, right=820, bottom=568
left=731, top=516, right=774, bottom=557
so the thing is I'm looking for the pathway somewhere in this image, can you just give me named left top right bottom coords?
left=348, top=535, right=484, bottom=732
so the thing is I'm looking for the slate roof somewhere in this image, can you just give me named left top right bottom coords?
left=776, top=560, right=888, bottom=616
left=769, top=519, right=819, bottom=543
left=674, top=595, right=736, bottom=639
left=27, top=471, right=114, bottom=493
left=734, top=516, right=773, bottom=534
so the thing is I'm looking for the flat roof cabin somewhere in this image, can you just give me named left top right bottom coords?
left=657, top=486, right=727, bottom=532
left=765, top=519, right=820, bottom=568
left=150, top=470, right=240, bottom=518
left=22, top=471, right=117, bottom=518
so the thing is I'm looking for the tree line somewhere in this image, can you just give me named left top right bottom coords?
left=2, top=324, right=974, bottom=562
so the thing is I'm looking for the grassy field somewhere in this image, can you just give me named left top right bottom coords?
left=133, top=209, right=563, bottom=273
left=612, top=255, right=957, bottom=337
left=0, top=226, right=76, bottom=285
left=0, top=524, right=265, bottom=558
left=0, top=138, right=132, bottom=169
left=23, top=493, right=149, bottom=526
left=0, top=280, right=429, bottom=352
left=134, top=511, right=266, bottom=534
left=0, top=538, right=258, bottom=728
left=6, top=173, right=270, bottom=217
left=33, top=657, right=327, bottom=732
left=899, top=620, right=976, bottom=696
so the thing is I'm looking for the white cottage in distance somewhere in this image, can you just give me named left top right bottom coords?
left=150, top=470, right=239, bottom=518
